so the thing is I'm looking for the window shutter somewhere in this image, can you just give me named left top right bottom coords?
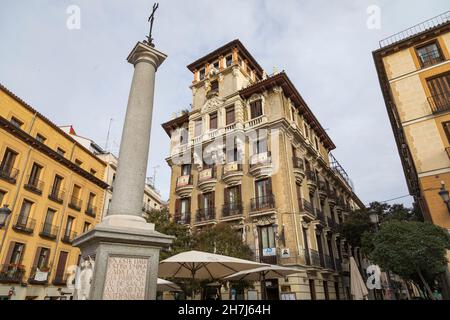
left=267, top=177, right=273, bottom=196
left=174, top=198, right=180, bottom=215
left=4, top=241, right=16, bottom=264
left=211, top=191, right=215, bottom=209
left=237, top=185, right=242, bottom=202
left=223, top=187, right=228, bottom=205
left=32, top=247, right=42, bottom=269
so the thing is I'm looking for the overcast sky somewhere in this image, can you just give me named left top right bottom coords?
left=1, top=0, right=449, bottom=206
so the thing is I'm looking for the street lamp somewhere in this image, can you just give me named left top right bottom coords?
left=369, top=211, right=380, bottom=232
left=0, top=204, right=12, bottom=228
left=438, top=181, right=450, bottom=213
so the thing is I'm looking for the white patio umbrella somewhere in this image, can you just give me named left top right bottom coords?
left=350, top=257, right=369, bottom=300
left=224, top=265, right=300, bottom=300
left=157, top=278, right=181, bottom=292
left=159, top=250, right=268, bottom=299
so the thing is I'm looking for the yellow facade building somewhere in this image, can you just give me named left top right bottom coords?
left=0, top=84, right=108, bottom=299
left=373, top=11, right=450, bottom=298
left=162, top=40, right=365, bottom=300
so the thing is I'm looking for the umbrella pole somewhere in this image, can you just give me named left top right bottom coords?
left=261, top=272, right=267, bottom=300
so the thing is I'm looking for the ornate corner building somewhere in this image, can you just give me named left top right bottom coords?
left=373, top=11, right=450, bottom=297
left=162, top=40, right=365, bottom=300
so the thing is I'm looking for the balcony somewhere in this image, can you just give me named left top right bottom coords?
left=0, top=264, right=25, bottom=284
left=0, top=166, right=19, bottom=184
left=253, top=249, right=278, bottom=265
left=428, top=91, right=450, bottom=114
left=328, top=190, right=337, bottom=207
left=52, top=273, right=68, bottom=286
left=292, top=157, right=305, bottom=184
left=303, top=249, right=321, bottom=268
left=245, top=115, right=267, bottom=129
left=317, top=181, right=328, bottom=201
left=316, top=209, right=327, bottom=225
left=326, top=219, right=342, bottom=234
left=12, top=215, right=36, bottom=234
left=175, top=175, right=193, bottom=197
left=334, top=258, right=343, bottom=272
left=323, top=254, right=335, bottom=271
left=28, top=267, right=50, bottom=284
left=197, top=166, right=217, bottom=192
left=61, top=229, right=77, bottom=244
left=250, top=195, right=275, bottom=216
left=221, top=202, right=243, bottom=221
left=419, top=49, right=444, bottom=68
left=305, top=170, right=317, bottom=193
left=39, top=223, right=59, bottom=240
left=174, top=212, right=191, bottom=225
left=68, top=196, right=82, bottom=211
left=48, top=189, right=65, bottom=204
left=195, top=208, right=216, bottom=226
left=85, top=204, right=97, bottom=218
left=24, top=176, right=45, bottom=195
left=299, top=199, right=315, bottom=220
left=249, top=152, right=273, bottom=179
left=222, top=163, right=243, bottom=186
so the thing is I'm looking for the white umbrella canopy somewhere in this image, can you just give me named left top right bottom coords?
left=350, top=257, right=369, bottom=300
left=159, top=250, right=268, bottom=280
left=224, top=265, right=301, bottom=281
left=157, top=278, right=181, bottom=292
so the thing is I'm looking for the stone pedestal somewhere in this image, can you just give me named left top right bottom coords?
left=73, top=42, right=173, bottom=300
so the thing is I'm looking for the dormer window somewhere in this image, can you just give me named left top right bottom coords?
left=212, top=61, right=219, bottom=70
left=250, top=100, right=263, bottom=119
left=199, top=68, right=206, bottom=81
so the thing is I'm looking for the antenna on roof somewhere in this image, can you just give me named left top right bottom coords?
left=105, top=118, right=114, bottom=151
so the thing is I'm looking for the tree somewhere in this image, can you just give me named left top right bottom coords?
left=368, top=220, right=450, bottom=299
left=145, top=208, right=193, bottom=260
left=341, top=209, right=373, bottom=249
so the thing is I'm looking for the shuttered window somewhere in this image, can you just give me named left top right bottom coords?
left=250, top=100, right=263, bottom=119
left=209, top=112, right=218, bottom=130
left=226, top=105, right=235, bottom=125
left=427, top=72, right=450, bottom=113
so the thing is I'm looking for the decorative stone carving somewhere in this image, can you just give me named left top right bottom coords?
left=201, top=96, right=223, bottom=113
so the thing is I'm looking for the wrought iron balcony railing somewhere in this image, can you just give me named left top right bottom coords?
left=68, top=196, right=82, bottom=211
left=61, top=229, right=77, bottom=244
left=250, top=194, right=275, bottom=212
left=305, top=169, right=317, bottom=182
left=0, top=166, right=19, bottom=184
left=85, top=204, right=97, bottom=218
left=222, top=202, right=243, bottom=217
left=24, top=175, right=45, bottom=195
left=52, top=273, right=68, bottom=286
left=39, top=222, right=59, bottom=240
left=316, top=210, right=327, bottom=224
left=174, top=212, right=191, bottom=224
left=196, top=207, right=216, bottom=223
left=12, top=215, right=36, bottom=234
left=299, top=199, right=315, bottom=216
left=428, top=91, right=450, bottom=114
left=253, top=249, right=278, bottom=265
left=292, top=157, right=305, bottom=170
left=28, top=267, right=50, bottom=284
left=48, top=189, right=65, bottom=204
left=0, top=264, right=25, bottom=283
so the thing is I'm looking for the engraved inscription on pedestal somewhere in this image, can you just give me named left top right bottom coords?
left=103, top=256, right=148, bottom=300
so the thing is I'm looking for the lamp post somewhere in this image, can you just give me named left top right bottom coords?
left=438, top=181, right=450, bottom=213
left=0, top=204, right=12, bottom=228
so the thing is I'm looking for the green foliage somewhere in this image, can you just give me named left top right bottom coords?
left=369, top=220, right=450, bottom=284
left=342, top=209, right=373, bottom=248
left=145, top=208, right=193, bottom=260
left=193, top=223, right=254, bottom=260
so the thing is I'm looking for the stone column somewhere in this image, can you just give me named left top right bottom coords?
left=73, top=42, right=173, bottom=300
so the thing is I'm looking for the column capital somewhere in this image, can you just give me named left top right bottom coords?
left=127, top=42, right=167, bottom=69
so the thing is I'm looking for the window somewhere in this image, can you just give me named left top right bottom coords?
left=427, top=72, right=450, bottom=113
left=180, top=198, right=190, bottom=219
left=83, top=222, right=91, bottom=233
left=10, top=117, right=23, bottom=128
left=65, top=216, right=75, bottom=235
left=225, top=186, right=241, bottom=206
left=226, top=105, right=235, bottom=125
left=225, top=55, right=233, bottom=67
left=199, top=68, right=205, bottom=81
left=28, top=163, right=42, bottom=186
left=309, top=280, right=316, bottom=300
left=180, top=127, right=188, bottom=145
left=51, top=175, right=64, bottom=195
left=314, top=137, right=319, bottom=150
left=304, top=123, right=310, bottom=139
left=323, top=281, right=329, bottom=300
left=0, top=190, right=5, bottom=206
left=87, top=192, right=96, bottom=208
left=36, top=133, right=46, bottom=144
left=334, top=282, right=340, bottom=300
left=200, top=192, right=214, bottom=210
left=416, top=41, right=444, bottom=68
left=43, top=209, right=56, bottom=232
left=259, top=225, right=276, bottom=250
left=1, top=148, right=18, bottom=172
left=212, top=61, right=219, bottom=70
left=75, top=159, right=83, bottom=166
left=55, top=251, right=68, bottom=281
left=226, top=140, right=238, bottom=163
left=35, top=248, right=50, bottom=269
left=181, top=164, right=191, bottom=176
left=209, top=112, right=218, bottom=130
left=18, top=199, right=33, bottom=225
left=194, top=119, right=202, bottom=137
left=443, top=122, right=450, bottom=144
left=253, top=137, right=267, bottom=155
left=56, top=147, right=66, bottom=157
left=250, top=100, right=263, bottom=119
left=210, top=80, right=218, bottom=92
left=9, top=242, right=25, bottom=264
left=255, top=178, right=272, bottom=199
